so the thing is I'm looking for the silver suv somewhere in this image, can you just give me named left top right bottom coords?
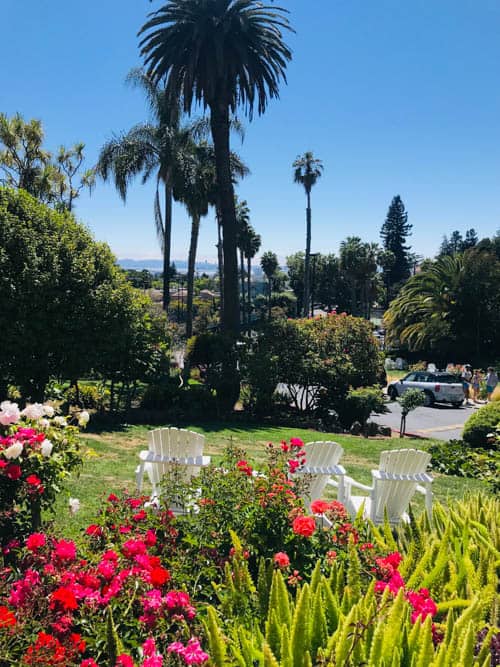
left=387, top=371, right=464, bottom=407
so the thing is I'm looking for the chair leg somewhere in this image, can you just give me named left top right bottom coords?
left=136, top=462, right=145, bottom=492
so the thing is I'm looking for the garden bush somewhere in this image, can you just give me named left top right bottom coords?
left=0, top=400, right=86, bottom=551
left=242, top=313, right=384, bottom=416
left=331, top=385, right=387, bottom=430
left=429, top=439, right=500, bottom=493
left=462, top=401, right=500, bottom=447
left=66, top=383, right=106, bottom=410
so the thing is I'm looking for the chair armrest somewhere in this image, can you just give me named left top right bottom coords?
left=296, top=464, right=346, bottom=475
left=138, top=451, right=211, bottom=466
left=344, top=475, right=372, bottom=493
left=372, top=470, right=433, bottom=483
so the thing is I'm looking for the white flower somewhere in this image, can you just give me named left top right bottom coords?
left=43, top=405, right=55, bottom=418
left=22, top=403, right=45, bottom=420
left=0, top=401, right=21, bottom=426
left=4, top=442, right=23, bottom=459
left=68, top=497, right=80, bottom=515
left=53, top=416, right=67, bottom=427
left=78, top=411, right=90, bottom=427
left=41, top=439, right=53, bottom=457
left=144, top=498, right=160, bottom=510
left=38, top=418, right=50, bottom=429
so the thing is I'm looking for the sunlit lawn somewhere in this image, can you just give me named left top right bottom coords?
left=53, top=420, right=489, bottom=540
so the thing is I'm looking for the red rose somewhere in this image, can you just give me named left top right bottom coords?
left=273, top=552, right=290, bottom=568
left=50, top=587, right=78, bottom=610
left=0, top=605, right=16, bottom=627
left=292, top=515, right=316, bottom=537
left=6, top=464, right=21, bottom=480
left=236, top=460, right=253, bottom=476
left=85, top=524, right=103, bottom=538
left=310, top=500, right=331, bottom=515
left=26, top=533, right=46, bottom=551
left=132, top=509, right=147, bottom=522
left=26, top=474, right=42, bottom=486
left=150, top=566, right=171, bottom=587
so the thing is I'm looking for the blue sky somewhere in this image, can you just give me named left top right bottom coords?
left=2, top=0, right=500, bottom=263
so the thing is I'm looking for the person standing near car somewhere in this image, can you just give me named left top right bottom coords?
left=471, top=369, right=482, bottom=403
left=486, top=367, right=498, bottom=401
left=461, top=365, right=473, bottom=405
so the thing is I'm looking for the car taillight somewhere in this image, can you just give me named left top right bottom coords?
left=435, top=384, right=441, bottom=392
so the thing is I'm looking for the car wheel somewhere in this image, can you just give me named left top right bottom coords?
left=452, top=401, right=462, bottom=408
left=423, top=391, right=435, bottom=407
left=387, top=386, right=398, bottom=401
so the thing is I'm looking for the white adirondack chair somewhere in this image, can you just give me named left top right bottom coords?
left=293, top=441, right=346, bottom=509
left=343, top=448, right=433, bottom=525
left=136, top=427, right=210, bottom=504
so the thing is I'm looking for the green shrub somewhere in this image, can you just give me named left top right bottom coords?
left=333, top=385, right=387, bottom=429
left=140, top=378, right=182, bottom=410
left=429, top=439, right=500, bottom=494
left=66, top=383, right=106, bottom=409
left=462, top=402, right=500, bottom=447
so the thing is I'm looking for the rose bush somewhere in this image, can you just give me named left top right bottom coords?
left=0, top=401, right=86, bottom=553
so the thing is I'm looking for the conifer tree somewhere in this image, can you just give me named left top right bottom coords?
left=380, top=195, right=412, bottom=297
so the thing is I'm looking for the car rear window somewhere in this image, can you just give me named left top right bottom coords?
left=433, top=374, right=460, bottom=384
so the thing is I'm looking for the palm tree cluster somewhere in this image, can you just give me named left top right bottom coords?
left=97, top=0, right=292, bottom=342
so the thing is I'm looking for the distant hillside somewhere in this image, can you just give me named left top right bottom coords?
left=118, top=258, right=219, bottom=274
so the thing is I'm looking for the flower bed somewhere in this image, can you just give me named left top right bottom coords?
left=0, top=429, right=498, bottom=665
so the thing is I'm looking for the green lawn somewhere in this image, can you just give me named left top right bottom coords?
left=53, top=420, right=488, bottom=539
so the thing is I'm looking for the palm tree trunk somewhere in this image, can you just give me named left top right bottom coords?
left=303, top=190, right=312, bottom=318
left=247, top=256, right=252, bottom=326
left=240, top=249, right=245, bottom=326
left=268, top=279, right=272, bottom=319
left=216, top=207, right=224, bottom=320
left=186, top=213, right=200, bottom=339
left=209, top=104, right=239, bottom=337
left=163, top=182, right=173, bottom=311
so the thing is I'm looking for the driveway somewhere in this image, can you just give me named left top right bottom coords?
left=371, top=400, right=480, bottom=440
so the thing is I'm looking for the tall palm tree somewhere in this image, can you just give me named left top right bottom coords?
left=260, top=251, right=278, bottom=320
left=293, top=151, right=323, bottom=317
left=235, top=198, right=251, bottom=324
left=96, top=70, right=202, bottom=310
left=139, top=0, right=292, bottom=336
left=173, top=142, right=213, bottom=338
left=243, top=225, right=261, bottom=324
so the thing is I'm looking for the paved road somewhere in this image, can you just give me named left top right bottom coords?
left=371, top=399, right=481, bottom=440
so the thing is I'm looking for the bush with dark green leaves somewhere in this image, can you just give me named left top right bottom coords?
left=66, top=384, right=106, bottom=410
left=462, top=401, right=500, bottom=447
left=429, top=439, right=499, bottom=494
left=333, top=385, right=387, bottom=429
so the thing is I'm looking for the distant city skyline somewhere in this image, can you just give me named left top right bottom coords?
left=2, top=0, right=500, bottom=262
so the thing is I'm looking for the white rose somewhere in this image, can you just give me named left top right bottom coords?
left=38, top=418, right=50, bottom=429
left=4, top=442, right=23, bottom=459
left=22, top=403, right=45, bottom=420
left=0, top=401, right=21, bottom=426
left=53, top=416, right=67, bottom=427
left=78, top=411, right=90, bottom=427
left=69, top=497, right=81, bottom=514
left=41, top=439, right=53, bottom=457
left=43, top=405, right=55, bottom=418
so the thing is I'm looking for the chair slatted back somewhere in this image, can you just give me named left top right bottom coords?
left=372, top=449, right=431, bottom=523
left=302, top=441, right=344, bottom=505
left=147, top=427, right=206, bottom=486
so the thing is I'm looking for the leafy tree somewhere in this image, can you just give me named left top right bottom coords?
left=292, top=151, right=323, bottom=316
left=260, top=251, right=279, bottom=319
left=287, top=252, right=350, bottom=314
left=139, top=0, right=292, bottom=337
left=339, top=237, right=379, bottom=318
left=380, top=195, right=412, bottom=296
left=123, top=269, right=153, bottom=289
left=96, top=69, right=201, bottom=310
left=0, top=113, right=93, bottom=210
left=0, top=187, right=168, bottom=402
left=439, top=228, right=478, bottom=256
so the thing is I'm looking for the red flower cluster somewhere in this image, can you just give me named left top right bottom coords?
left=0, top=604, right=16, bottom=627
left=292, top=515, right=316, bottom=537
left=374, top=551, right=440, bottom=640
left=236, top=460, right=253, bottom=476
left=273, top=552, right=290, bottom=568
